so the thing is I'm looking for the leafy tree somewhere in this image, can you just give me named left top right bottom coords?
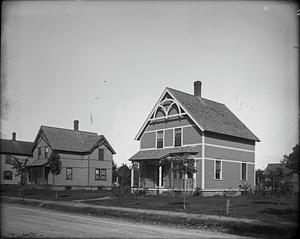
left=281, top=143, right=299, bottom=174
left=9, top=156, right=29, bottom=201
left=117, top=164, right=131, bottom=187
left=48, top=151, right=62, bottom=199
left=112, top=160, right=118, bottom=185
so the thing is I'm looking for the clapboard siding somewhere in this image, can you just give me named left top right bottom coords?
left=183, top=126, right=202, bottom=145
left=141, top=132, right=156, bottom=149
left=164, top=129, right=173, bottom=147
left=205, top=145, right=254, bottom=162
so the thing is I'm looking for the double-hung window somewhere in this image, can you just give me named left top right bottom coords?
left=98, top=148, right=104, bottom=161
left=38, top=147, right=42, bottom=158
left=100, top=169, right=107, bottom=181
left=157, top=131, right=163, bottom=148
left=174, top=128, right=182, bottom=147
left=215, top=160, right=222, bottom=180
left=66, top=168, right=72, bottom=180
left=95, top=168, right=100, bottom=181
left=45, top=146, right=49, bottom=158
left=3, top=171, right=12, bottom=180
left=241, top=163, right=247, bottom=181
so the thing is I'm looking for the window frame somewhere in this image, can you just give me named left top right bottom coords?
left=241, top=162, right=247, bottom=181
left=95, top=168, right=100, bottom=181
left=98, top=148, right=104, bottom=161
left=174, top=128, right=182, bottom=147
left=45, top=146, right=49, bottom=158
left=66, top=167, right=73, bottom=180
left=156, top=130, right=164, bottom=149
left=214, top=160, right=222, bottom=180
left=3, top=170, right=13, bottom=180
left=100, top=169, right=107, bottom=181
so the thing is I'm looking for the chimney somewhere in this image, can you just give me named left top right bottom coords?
left=194, top=81, right=202, bottom=98
left=12, top=132, right=16, bottom=141
left=74, top=120, right=79, bottom=131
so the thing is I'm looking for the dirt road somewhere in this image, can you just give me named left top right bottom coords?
left=1, top=202, right=249, bottom=238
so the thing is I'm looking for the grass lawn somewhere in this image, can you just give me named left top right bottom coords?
left=0, top=186, right=113, bottom=201
left=1, top=185, right=298, bottom=225
left=85, top=193, right=298, bottom=224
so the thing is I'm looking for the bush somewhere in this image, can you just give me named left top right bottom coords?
left=112, top=185, right=131, bottom=196
left=239, top=182, right=254, bottom=197
left=132, top=187, right=148, bottom=197
left=193, top=187, right=202, bottom=196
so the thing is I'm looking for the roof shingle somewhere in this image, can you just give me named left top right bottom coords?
left=0, top=139, right=33, bottom=156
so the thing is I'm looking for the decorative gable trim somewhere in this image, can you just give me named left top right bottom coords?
left=135, top=88, right=205, bottom=140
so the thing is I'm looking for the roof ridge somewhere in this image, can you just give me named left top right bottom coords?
left=166, top=87, right=225, bottom=105
left=0, top=138, right=33, bottom=144
left=41, top=125, right=98, bottom=135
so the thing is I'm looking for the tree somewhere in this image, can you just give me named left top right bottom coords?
left=9, top=156, right=29, bottom=202
left=112, top=160, right=118, bottom=185
left=281, top=143, right=299, bottom=174
left=117, top=164, right=131, bottom=187
left=163, top=153, right=197, bottom=210
left=48, top=151, right=62, bottom=199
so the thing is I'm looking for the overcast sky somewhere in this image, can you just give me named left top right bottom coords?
left=1, top=1, right=299, bottom=169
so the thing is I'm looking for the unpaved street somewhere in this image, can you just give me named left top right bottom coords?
left=1, top=203, right=249, bottom=238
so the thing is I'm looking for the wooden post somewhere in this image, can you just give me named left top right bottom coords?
left=170, top=160, right=173, bottom=190
left=138, top=162, right=141, bottom=188
left=131, top=164, right=134, bottom=191
left=226, top=199, right=230, bottom=216
left=159, top=165, right=162, bottom=188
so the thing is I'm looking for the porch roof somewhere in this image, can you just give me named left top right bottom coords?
left=129, top=146, right=201, bottom=161
left=30, top=159, right=49, bottom=167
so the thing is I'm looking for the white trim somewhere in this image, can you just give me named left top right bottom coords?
left=139, top=143, right=202, bottom=151
left=167, top=90, right=205, bottom=132
left=150, top=113, right=187, bottom=122
left=201, top=134, right=205, bottom=189
left=144, top=124, right=196, bottom=134
left=135, top=88, right=206, bottom=140
left=214, top=159, right=222, bottom=180
left=205, top=143, right=255, bottom=153
left=240, top=162, right=248, bottom=181
left=205, top=157, right=255, bottom=164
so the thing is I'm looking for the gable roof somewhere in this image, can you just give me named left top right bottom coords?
left=33, top=125, right=116, bottom=154
left=135, top=87, right=259, bottom=142
left=0, top=139, right=33, bottom=156
left=167, top=87, right=260, bottom=141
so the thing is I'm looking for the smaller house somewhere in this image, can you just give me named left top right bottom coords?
left=264, top=163, right=299, bottom=193
left=0, top=132, right=33, bottom=185
left=28, top=120, right=116, bottom=190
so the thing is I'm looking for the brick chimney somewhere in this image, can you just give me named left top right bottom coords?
left=12, top=132, right=16, bottom=141
left=74, top=120, right=79, bottom=131
left=194, top=81, right=202, bottom=98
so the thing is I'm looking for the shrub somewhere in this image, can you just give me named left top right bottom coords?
left=132, top=187, right=148, bottom=197
left=193, top=187, right=202, bottom=196
left=239, top=182, right=254, bottom=197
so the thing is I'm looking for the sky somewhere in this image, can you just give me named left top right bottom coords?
left=1, top=1, right=299, bottom=169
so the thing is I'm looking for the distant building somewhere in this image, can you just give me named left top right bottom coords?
left=0, top=132, right=33, bottom=185
left=129, top=81, right=260, bottom=195
left=28, top=120, right=116, bottom=190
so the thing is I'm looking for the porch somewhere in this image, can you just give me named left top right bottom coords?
left=131, top=152, right=198, bottom=194
left=27, top=159, right=51, bottom=188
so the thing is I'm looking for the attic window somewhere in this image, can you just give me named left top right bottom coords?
left=99, top=148, right=104, bottom=161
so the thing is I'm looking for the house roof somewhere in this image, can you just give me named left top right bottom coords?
left=0, top=139, right=33, bottom=156
left=33, top=125, right=116, bottom=154
left=129, top=146, right=202, bottom=161
left=166, top=87, right=260, bottom=141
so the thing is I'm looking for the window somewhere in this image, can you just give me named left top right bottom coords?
left=157, top=131, right=163, bottom=148
left=5, top=155, right=11, bottom=164
left=100, top=169, right=107, bottom=181
left=45, top=146, right=49, bottom=158
left=215, top=160, right=222, bottom=180
left=38, top=147, right=41, bottom=158
left=66, top=168, right=72, bottom=180
left=3, top=171, right=12, bottom=180
left=174, top=128, right=182, bottom=147
left=95, top=168, right=100, bottom=180
left=241, top=163, right=247, bottom=181
left=98, top=148, right=104, bottom=161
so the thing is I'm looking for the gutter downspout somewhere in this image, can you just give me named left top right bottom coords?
left=201, top=132, right=205, bottom=190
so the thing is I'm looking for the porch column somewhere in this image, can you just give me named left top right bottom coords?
left=138, top=162, right=141, bottom=188
left=158, top=165, right=162, bottom=188
left=193, top=160, right=197, bottom=190
left=131, top=163, right=134, bottom=189
left=170, top=160, right=173, bottom=189
left=42, top=167, right=45, bottom=185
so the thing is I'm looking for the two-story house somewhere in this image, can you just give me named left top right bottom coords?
left=129, top=81, right=260, bottom=195
left=28, top=120, right=116, bottom=190
left=0, top=132, right=33, bottom=186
